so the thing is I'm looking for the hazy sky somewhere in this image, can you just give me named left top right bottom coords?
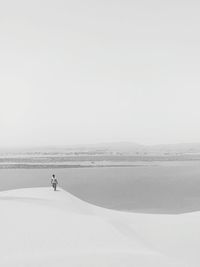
left=0, top=0, right=200, bottom=147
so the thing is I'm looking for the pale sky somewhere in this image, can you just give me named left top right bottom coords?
left=0, top=0, right=200, bottom=147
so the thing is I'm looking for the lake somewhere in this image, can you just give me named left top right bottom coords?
left=0, top=161, right=200, bottom=214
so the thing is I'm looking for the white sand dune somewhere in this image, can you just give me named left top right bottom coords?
left=0, top=187, right=199, bottom=266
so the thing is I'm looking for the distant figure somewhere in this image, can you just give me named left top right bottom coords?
left=51, top=174, right=58, bottom=191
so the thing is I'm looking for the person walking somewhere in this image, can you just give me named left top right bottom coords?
left=51, top=174, right=58, bottom=191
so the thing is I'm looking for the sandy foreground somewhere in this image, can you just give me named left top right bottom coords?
left=0, top=187, right=199, bottom=267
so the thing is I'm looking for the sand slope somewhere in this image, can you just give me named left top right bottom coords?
left=0, top=187, right=198, bottom=266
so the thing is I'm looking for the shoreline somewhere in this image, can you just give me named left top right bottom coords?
left=0, top=160, right=200, bottom=169
left=0, top=164, right=150, bottom=169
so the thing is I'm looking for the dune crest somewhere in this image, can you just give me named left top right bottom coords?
left=0, top=187, right=197, bottom=266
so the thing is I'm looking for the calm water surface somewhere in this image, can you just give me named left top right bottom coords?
left=1, top=162, right=200, bottom=214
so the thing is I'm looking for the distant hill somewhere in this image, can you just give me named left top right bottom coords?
left=76, top=142, right=200, bottom=155
left=1, top=142, right=200, bottom=155
left=64, top=142, right=200, bottom=155
left=148, top=143, right=200, bottom=155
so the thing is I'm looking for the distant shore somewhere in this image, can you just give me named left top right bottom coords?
left=1, top=152, right=200, bottom=169
left=0, top=159, right=200, bottom=169
left=0, top=164, right=147, bottom=169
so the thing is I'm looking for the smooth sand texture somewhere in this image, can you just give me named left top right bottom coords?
left=0, top=187, right=198, bottom=266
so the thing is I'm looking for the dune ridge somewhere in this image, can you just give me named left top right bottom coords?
left=0, top=187, right=198, bottom=266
